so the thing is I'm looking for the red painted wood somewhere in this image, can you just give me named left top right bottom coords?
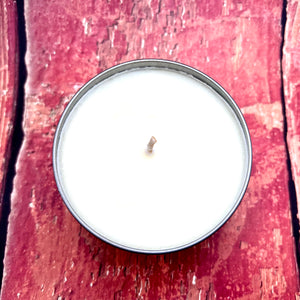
left=0, top=0, right=18, bottom=216
left=283, top=0, right=300, bottom=225
left=1, top=0, right=299, bottom=299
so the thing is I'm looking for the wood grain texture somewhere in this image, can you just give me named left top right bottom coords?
left=1, top=0, right=300, bottom=299
left=0, top=0, right=18, bottom=215
left=283, top=0, right=300, bottom=223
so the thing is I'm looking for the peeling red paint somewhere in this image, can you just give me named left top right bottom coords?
left=283, top=0, right=300, bottom=229
left=0, top=0, right=299, bottom=299
left=0, top=0, right=18, bottom=214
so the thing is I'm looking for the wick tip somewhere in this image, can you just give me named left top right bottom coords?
left=147, top=136, right=157, bottom=153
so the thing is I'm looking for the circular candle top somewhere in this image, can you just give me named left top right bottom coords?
left=53, top=60, right=252, bottom=253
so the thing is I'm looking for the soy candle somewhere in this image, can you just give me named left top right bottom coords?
left=53, top=60, right=252, bottom=253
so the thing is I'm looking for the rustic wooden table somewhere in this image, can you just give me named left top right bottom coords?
left=1, top=0, right=300, bottom=299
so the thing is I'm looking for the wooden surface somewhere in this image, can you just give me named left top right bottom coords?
left=1, top=0, right=300, bottom=299
left=0, top=0, right=18, bottom=215
left=283, top=0, right=300, bottom=216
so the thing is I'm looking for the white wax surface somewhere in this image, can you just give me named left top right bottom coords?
left=57, top=68, right=249, bottom=252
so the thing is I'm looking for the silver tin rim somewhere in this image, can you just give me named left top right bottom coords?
left=53, top=59, right=252, bottom=254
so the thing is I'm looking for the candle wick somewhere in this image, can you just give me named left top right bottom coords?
left=147, top=136, right=157, bottom=153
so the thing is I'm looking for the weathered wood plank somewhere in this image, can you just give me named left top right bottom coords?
left=283, top=0, right=300, bottom=227
left=0, top=0, right=18, bottom=216
left=1, top=0, right=299, bottom=299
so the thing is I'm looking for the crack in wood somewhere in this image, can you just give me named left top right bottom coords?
left=0, top=0, right=26, bottom=290
left=280, top=0, right=300, bottom=270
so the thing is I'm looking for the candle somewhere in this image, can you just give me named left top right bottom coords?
left=53, top=60, right=252, bottom=253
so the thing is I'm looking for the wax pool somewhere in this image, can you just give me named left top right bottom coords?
left=56, top=68, right=249, bottom=252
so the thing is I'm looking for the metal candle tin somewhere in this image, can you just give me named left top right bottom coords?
left=53, top=59, right=252, bottom=254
